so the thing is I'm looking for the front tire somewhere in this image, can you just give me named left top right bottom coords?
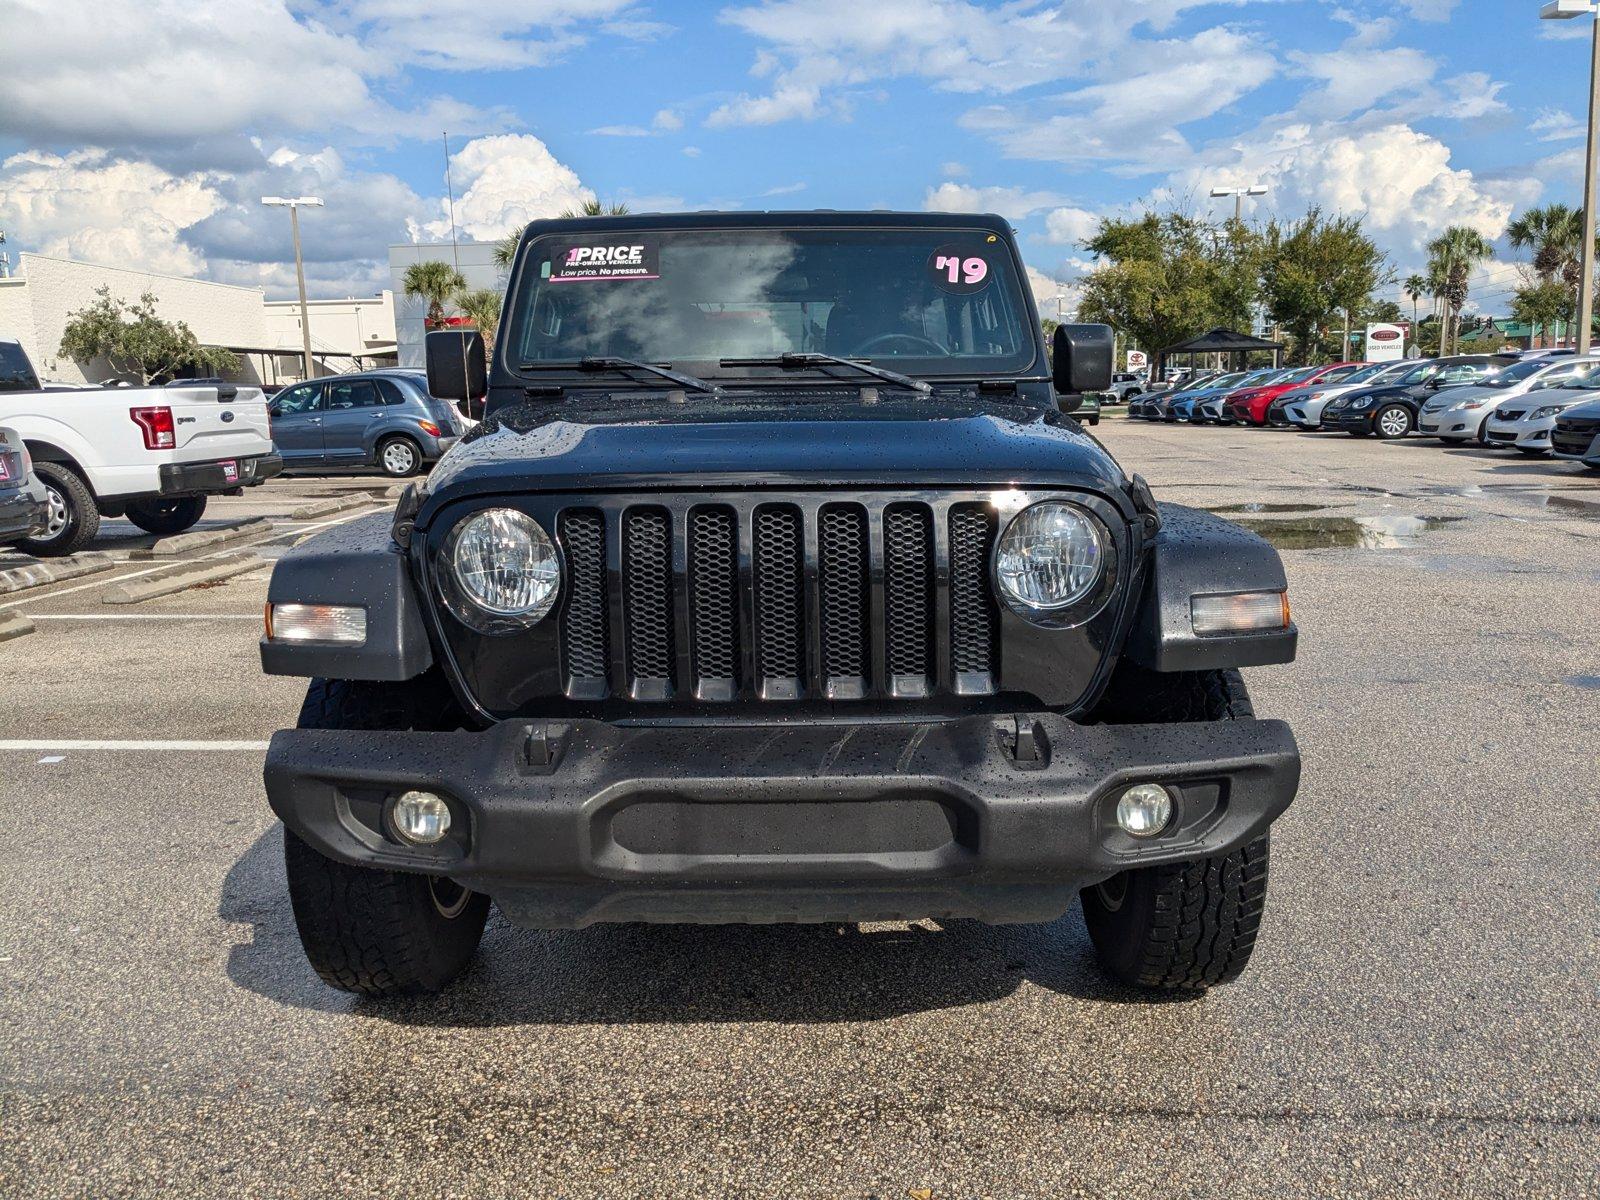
left=282, top=677, right=488, bottom=996
left=1081, top=667, right=1271, bottom=991
left=1374, top=404, right=1412, bottom=439
left=125, top=495, right=207, bottom=536
left=15, top=461, right=99, bottom=557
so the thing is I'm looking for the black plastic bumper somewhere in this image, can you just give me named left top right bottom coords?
left=158, top=453, right=283, bottom=495
left=1319, top=412, right=1373, bottom=433
left=264, top=713, right=1301, bottom=927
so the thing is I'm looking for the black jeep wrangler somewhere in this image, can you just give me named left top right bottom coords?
left=261, top=212, right=1300, bottom=997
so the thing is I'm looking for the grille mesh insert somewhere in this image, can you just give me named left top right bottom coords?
left=817, top=504, right=869, bottom=688
left=949, top=505, right=998, bottom=677
left=622, top=508, right=674, bottom=694
left=688, top=506, right=739, bottom=691
left=557, top=509, right=608, bottom=689
left=883, top=504, right=934, bottom=685
left=752, top=504, right=805, bottom=693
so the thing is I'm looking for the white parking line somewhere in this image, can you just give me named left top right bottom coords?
left=31, top=614, right=262, bottom=621
left=0, top=739, right=269, bottom=752
left=0, top=506, right=379, bottom=612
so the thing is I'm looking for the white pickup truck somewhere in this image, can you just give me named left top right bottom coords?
left=0, top=337, right=283, bottom=556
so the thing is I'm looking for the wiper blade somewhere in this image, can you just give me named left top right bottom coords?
left=722, top=352, right=932, bottom=395
left=518, top=357, right=722, bottom=394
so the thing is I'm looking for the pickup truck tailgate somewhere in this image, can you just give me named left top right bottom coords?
left=162, top=385, right=274, bottom=460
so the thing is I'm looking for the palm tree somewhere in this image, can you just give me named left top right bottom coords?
left=1506, top=203, right=1584, bottom=287
left=402, top=260, right=467, bottom=328
left=455, top=287, right=503, bottom=347
left=1427, top=228, right=1494, bottom=356
left=491, top=202, right=632, bottom=271
left=1403, top=273, right=1426, bottom=333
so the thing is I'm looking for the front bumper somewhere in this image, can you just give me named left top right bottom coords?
left=158, top=453, right=284, bottom=496
left=1320, top=409, right=1374, bottom=432
left=265, top=713, right=1301, bottom=928
left=1418, top=410, right=1485, bottom=440
left=1485, top=417, right=1553, bottom=449
left=1552, top=428, right=1600, bottom=459
left=0, top=479, right=49, bottom=541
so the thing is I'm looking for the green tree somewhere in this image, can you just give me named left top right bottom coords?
left=1077, top=211, right=1262, bottom=363
left=1404, top=273, right=1427, bottom=333
left=1506, top=203, right=1585, bottom=289
left=402, top=260, right=467, bottom=327
left=1511, top=279, right=1574, bottom=345
left=455, top=287, right=503, bottom=347
left=57, top=287, right=238, bottom=383
left=493, top=201, right=633, bottom=270
left=1427, top=226, right=1494, bottom=356
left=1259, top=209, right=1390, bottom=363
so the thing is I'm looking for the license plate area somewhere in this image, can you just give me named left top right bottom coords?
left=220, top=460, right=239, bottom=483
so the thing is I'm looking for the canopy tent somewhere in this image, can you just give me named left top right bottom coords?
left=1156, top=328, right=1284, bottom=379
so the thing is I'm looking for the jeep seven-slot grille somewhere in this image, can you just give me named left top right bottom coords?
left=553, top=496, right=1002, bottom=703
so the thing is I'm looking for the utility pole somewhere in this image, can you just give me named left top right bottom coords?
left=1543, top=1, right=1600, bottom=353
left=261, top=196, right=325, bottom=381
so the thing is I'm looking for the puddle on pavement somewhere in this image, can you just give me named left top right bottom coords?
left=1537, top=494, right=1600, bottom=517
left=1235, top=514, right=1465, bottom=550
left=1565, top=674, right=1600, bottom=690
left=1208, top=502, right=1344, bottom=514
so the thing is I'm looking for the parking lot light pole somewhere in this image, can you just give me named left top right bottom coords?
left=1210, top=184, right=1270, bottom=223
left=1542, top=0, right=1600, bottom=353
left=261, top=196, right=324, bottom=381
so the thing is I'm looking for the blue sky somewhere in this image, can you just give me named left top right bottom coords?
left=0, top=0, right=1590, bottom=316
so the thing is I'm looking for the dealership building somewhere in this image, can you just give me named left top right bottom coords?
left=0, top=252, right=397, bottom=385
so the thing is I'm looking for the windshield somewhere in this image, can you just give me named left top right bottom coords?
left=0, top=341, right=39, bottom=392
left=1341, top=362, right=1395, bottom=385
left=507, top=227, right=1036, bottom=380
left=1481, top=359, right=1551, bottom=387
left=1562, top=365, right=1600, bottom=389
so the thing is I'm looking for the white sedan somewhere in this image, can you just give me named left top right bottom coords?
left=1282, top=361, right=1413, bottom=429
left=1484, top=368, right=1600, bottom=455
left=1417, top=356, right=1600, bottom=443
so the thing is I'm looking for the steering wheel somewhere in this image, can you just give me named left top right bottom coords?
left=850, top=332, right=950, bottom=357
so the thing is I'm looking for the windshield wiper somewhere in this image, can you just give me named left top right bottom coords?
left=722, top=352, right=932, bottom=395
left=518, top=357, right=723, bottom=394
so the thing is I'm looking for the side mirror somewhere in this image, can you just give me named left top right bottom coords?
left=426, top=329, right=488, bottom=403
left=1052, top=323, right=1115, bottom=408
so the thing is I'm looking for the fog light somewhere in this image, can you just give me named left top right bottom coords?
left=265, top=602, right=366, bottom=644
left=1115, top=784, right=1173, bottom=837
left=391, top=790, right=451, bottom=844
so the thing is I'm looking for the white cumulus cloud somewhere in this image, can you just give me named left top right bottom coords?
left=411, top=134, right=595, bottom=242
left=923, top=182, right=1070, bottom=220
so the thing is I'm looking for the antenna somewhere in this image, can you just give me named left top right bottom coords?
left=442, top=133, right=472, bottom=415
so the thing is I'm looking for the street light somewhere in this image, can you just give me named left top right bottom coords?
left=1542, top=0, right=1600, bottom=354
left=1210, top=184, right=1269, bottom=223
left=261, top=196, right=324, bottom=381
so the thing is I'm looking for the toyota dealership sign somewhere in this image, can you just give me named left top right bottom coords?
left=1366, top=323, right=1407, bottom=362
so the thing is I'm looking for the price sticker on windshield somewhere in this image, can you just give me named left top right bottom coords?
left=927, top=244, right=993, bottom=294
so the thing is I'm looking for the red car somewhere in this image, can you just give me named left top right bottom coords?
left=1223, top=363, right=1365, bottom=426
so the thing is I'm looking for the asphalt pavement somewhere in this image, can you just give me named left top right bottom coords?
left=1, top=424, right=1596, bottom=1198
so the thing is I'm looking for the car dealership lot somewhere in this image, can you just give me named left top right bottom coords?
left=1, top=441, right=1597, bottom=1198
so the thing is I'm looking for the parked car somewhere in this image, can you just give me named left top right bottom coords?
left=1264, top=363, right=1372, bottom=426
left=1280, top=361, right=1415, bottom=429
left=1189, top=368, right=1289, bottom=424
left=1223, top=364, right=1357, bottom=427
left=1148, top=372, right=1226, bottom=420
left=1418, top=356, right=1600, bottom=443
left=1551, top=395, right=1600, bottom=467
left=1486, top=365, right=1600, bottom=455
left=0, top=337, right=282, bottom=555
left=260, top=209, right=1302, bottom=998
left=1101, top=372, right=1145, bottom=403
left=1073, top=391, right=1102, bottom=425
left=268, top=369, right=467, bottom=477
left=1169, top=370, right=1265, bottom=423
left=1319, top=355, right=1517, bottom=439
left=0, top=425, right=50, bottom=548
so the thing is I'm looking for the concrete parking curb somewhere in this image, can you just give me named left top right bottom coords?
left=0, top=612, right=35, bottom=642
left=130, top=517, right=270, bottom=559
left=287, top=493, right=387, bottom=521
left=0, top=553, right=117, bottom=596
left=101, top=554, right=265, bottom=605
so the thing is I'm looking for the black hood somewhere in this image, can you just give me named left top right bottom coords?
left=419, top=387, right=1127, bottom=521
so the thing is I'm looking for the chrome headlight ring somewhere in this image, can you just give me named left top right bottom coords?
left=992, top=500, right=1117, bottom=629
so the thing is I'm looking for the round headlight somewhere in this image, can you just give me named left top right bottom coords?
left=995, top=502, right=1106, bottom=616
left=443, top=508, right=560, bottom=631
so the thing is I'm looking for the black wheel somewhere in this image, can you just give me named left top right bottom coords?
left=282, top=676, right=488, bottom=997
left=15, top=461, right=99, bottom=557
left=377, top=436, right=422, bottom=478
left=1088, top=416, right=1100, bottom=426
left=125, top=495, right=207, bottom=536
left=1081, top=667, right=1271, bottom=991
left=1374, top=404, right=1411, bottom=439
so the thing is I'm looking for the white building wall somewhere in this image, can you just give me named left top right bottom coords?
left=0, top=279, right=39, bottom=368
left=264, top=292, right=397, bottom=364
left=389, top=242, right=504, bottom=367
left=18, top=253, right=270, bottom=384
